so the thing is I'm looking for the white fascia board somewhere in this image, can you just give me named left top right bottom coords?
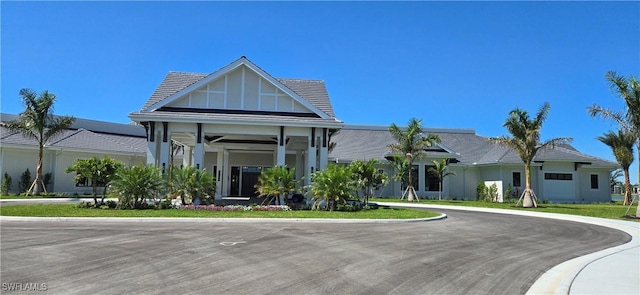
left=129, top=113, right=344, bottom=130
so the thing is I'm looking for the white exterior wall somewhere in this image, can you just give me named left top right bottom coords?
left=0, top=146, right=144, bottom=195
left=577, top=168, right=611, bottom=203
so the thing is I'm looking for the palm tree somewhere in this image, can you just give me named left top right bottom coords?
left=110, top=165, right=166, bottom=209
left=6, top=89, right=75, bottom=195
left=489, top=102, right=572, bottom=208
left=350, top=159, right=388, bottom=206
left=597, top=130, right=635, bottom=205
left=388, top=118, right=440, bottom=201
left=610, top=168, right=624, bottom=190
left=255, top=166, right=297, bottom=206
left=171, top=165, right=216, bottom=205
left=589, top=71, right=640, bottom=217
left=428, top=159, right=456, bottom=200
left=309, top=164, right=356, bottom=211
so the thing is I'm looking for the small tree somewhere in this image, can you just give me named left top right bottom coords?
left=349, top=159, right=388, bottom=205
left=1, top=172, right=12, bottom=196
left=388, top=118, right=440, bottom=201
left=19, top=169, right=32, bottom=194
left=255, top=166, right=297, bottom=206
left=489, top=102, right=572, bottom=208
left=309, top=164, right=356, bottom=211
left=171, top=165, right=216, bottom=205
left=6, top=88, right=75, bottom=195
left=110, top=165, right=165, bottom=209
left=66, top=156, right=124, bottom=205
left=428, top=159, right=456, bottom=200
left=597, top=130, right=635, bottom=205
left=588, top=71, right=640, bottom=217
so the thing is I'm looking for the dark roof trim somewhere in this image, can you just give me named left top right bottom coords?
left=157, top=107, right=322, bottom=118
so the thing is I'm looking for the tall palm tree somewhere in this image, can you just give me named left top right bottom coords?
left=428, top=159, right=456, bottom=201
left=489, top=102, right=572, bottom=208
left=6, top=89, right=75, bottom=195
left=388, top=118, right=440, bottom=201
left=255, top=166, right=297, bottom=206
left=597, top=130, right=635, bottom=205
left=589, top=71, right=640, bottom=217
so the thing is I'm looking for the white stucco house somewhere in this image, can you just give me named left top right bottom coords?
left=0, top=56, right=618, bottom=202
left=330, top=125, right=618, bottom=203
left=0, top=114, right=147, bottom=194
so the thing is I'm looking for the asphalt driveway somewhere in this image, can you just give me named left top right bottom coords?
left=0, top=209, right=630, bottom=294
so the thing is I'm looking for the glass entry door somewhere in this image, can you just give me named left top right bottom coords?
left=229, top=166, right=263, bottom=197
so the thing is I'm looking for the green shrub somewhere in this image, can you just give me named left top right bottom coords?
left=1, top=172, right=12, bottom=195
left=105, top=200, right=117, bottom=209
left=43, top=172, right=53, bottom=192
left=19, top=169, right=32, bottom=193
left=76, top=201, right=94, bottom=209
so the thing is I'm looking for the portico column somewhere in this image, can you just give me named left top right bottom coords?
left=159, top=122, right=170, bottom=174
left=417, top=163, right=424, bottom=194
left=193, top=123, right=204, bottom=170
left=222, top=149, right=230, bottom=196
left=146, top=122, right=158, bottom=166
left=276, top=126, right=286, bottom=166
left=295, top=151, right=304, bottom=181
left=319, top=128, right=328, bottom=170
left=182, top=146, right=192, bottom=167
left=215, top=147, right=224, bottom=199
left=305, top=127, right=317, bottom=186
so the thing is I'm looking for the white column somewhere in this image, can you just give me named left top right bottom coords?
left=182, top=146, right=192, bottom=167
left=276, top=126, right=286, bottom=166
left=295, top=151, right=304, bottom=181
left=305, top=128, right=317, bottom=186
left=146, top=122, right=158, bottom=166
left=223, top=149, right=230, bottom=196
left=215, top=148, right=224, bottom=199
left=159, top=122, right=171, bottom=174
left=318, top=128, right=328, bottom=170
left=194, top=123, right=204, bottom=170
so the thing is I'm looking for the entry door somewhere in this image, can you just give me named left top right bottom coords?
left=230, top=167, right=240, bottom=196
left=241, top=166, right=263, bottom=197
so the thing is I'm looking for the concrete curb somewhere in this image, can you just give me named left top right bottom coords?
left=0, top=213, right=447, bottom=224
left=377, top=202, right=640, bottom=295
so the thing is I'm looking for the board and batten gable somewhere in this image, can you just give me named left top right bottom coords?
left=163, top=65, right=314, bottom=114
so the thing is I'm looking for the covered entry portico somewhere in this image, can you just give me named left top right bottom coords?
left=129, top=57, right=343, bottom=198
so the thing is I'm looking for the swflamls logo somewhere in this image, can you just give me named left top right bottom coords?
left=1, top=282, right=48, bottom=291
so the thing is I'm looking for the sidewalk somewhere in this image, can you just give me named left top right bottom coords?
left=378, top=202, right=640, bottom=295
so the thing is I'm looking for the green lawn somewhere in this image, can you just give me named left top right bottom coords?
left=371, top=198, right=640, bottom=221
left=0, top=194, right=83, bottom=199
left=0, top=204, right=441, bottom=219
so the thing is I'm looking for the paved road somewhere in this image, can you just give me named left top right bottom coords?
left=0, top=209, right=630, bottom=295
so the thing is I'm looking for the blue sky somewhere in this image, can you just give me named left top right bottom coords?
left=2, top=2, right=639, bottom=181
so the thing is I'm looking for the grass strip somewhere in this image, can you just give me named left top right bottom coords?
left=371, top=198, right=639, bottom=221
left=0, top=204, right=441, bottom=219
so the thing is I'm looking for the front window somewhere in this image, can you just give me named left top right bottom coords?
left=424, top=166, right=439, bottom=192
left=590, top=174, right=599, bottom=189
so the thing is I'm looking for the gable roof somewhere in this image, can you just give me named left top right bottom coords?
left=138, top=57, right=337, bottom=120
left=330, top=125, right=618, bottom=169
left=1, top=114, right=146, bottom=155
left=1, top=113, right=145, bottom=138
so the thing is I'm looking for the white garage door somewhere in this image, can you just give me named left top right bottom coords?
left=543, top=173, right=575, bottom=202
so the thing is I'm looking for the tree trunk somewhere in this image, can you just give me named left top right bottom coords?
left=623, top=167, right=631, bottom=206
left=439, top=181, right=442, bottom=200
left=523, top=162, right=536, bottom=208
left=31, top=145, right=44, bottom=196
